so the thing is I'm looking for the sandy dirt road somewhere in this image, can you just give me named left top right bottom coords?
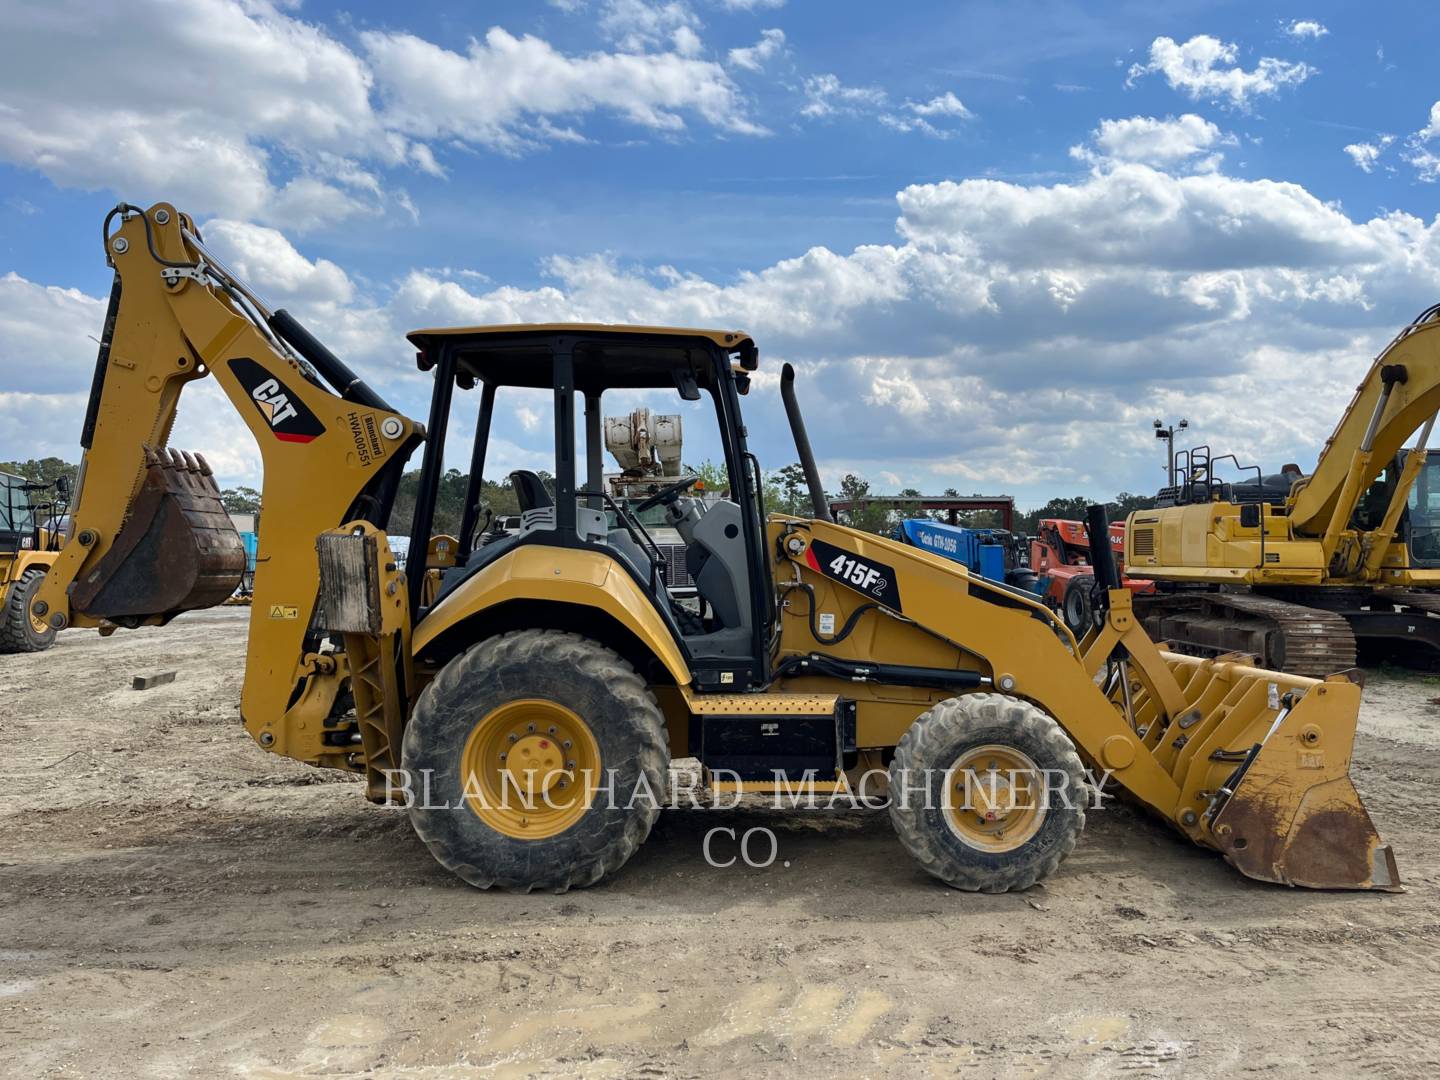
left=3, top=608, right=1440, bottom=1078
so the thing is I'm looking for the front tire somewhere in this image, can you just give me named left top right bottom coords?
left=888, top=693, right=1086, bottom=892
left=0, top=567, right=56, bottom=653
left=403, top=630, right=668, bottom=892
left=1062, top=576, right=1095, bottom=636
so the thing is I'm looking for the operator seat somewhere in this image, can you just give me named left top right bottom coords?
left=510, top=470, right=553, bottom=512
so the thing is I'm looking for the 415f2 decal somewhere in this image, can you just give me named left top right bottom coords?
left=805, top=538, right=903, bottom=612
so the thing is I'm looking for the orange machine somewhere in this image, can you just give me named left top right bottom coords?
left=1031, top=519, right=1154, bottom=634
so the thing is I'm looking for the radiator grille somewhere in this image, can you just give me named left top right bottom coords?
left=1131, top=527, right=1155, bottom=558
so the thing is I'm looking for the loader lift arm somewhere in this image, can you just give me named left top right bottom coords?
left=35, top=202, right=423, bottom=759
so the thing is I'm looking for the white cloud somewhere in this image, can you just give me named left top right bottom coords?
left=596, top=0, right=702, bottom=53
left=883, top=92, right=975, bottom=136
left=11, top=125, right=1440, bottom=498
left=363, top=26, right=766, bottom=149
left=1417, top=102, right=1440, bottom=143
left=1343, top=137, right=1394, bottom=173
left=0, top=0, right=766, bottom=228
left=1127, top=35, right=1315, bottom=110
left=0, top=0, right=424, bottom=231
left=1408, top=148, right=1440, bottom=183
left=200, top=220, right=356, bottom=308
left=718, top=0, right=785, bottom=9
left=1284, top=20, right=1329, bottom=39
left=1072, top=114, right=1231, bottom=169
left=800, top=74, right=887, bottom=118
left=728, top=28, right=786, bottom=72
left=909, top=92, right=973, bottom=119
left=1402, top=102, right=1440, bottom=181
left=801, top=82, right=971, bottom=138
left=0, top=273, right=106, bottom=395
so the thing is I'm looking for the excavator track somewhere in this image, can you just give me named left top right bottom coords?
left=1388, top=589, right=1440, bottom=618
left=1138, top=591, right=1357, bottom=678
left=1263, top=587, right=1440, bottom=670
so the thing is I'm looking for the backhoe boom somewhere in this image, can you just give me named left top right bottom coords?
left=35, top=202, right=422, bottom=758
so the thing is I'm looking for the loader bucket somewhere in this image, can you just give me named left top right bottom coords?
left=1136, top=652, right=1401, bottom=892
left=1206, top=680, right=1400, bottom=890
left=70, top=447, right=246, bottom=621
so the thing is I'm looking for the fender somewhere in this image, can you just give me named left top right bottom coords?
left=412, top=544, right=691, bottom=686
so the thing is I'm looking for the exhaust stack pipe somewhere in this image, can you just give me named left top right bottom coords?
left=780, top=363, right=832, bottom=522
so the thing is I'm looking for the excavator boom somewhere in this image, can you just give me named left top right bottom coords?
left=1291, top=307, right=1440, bottom=535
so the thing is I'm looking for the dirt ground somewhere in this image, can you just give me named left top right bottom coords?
left=4, top=609, right=1440, bottom=1078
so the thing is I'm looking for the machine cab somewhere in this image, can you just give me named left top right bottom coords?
left=401, top=325, right=773, bottom=689
left=1354, top=451, right=1440, bottom=569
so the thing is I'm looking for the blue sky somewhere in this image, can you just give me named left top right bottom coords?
left=1, top=0, right=1437, bottom=504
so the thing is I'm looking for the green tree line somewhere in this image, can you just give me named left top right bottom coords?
left=5, top=456, right=1155, bottom=539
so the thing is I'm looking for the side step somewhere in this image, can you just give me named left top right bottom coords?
left=682, top=689, right=857, bottom=782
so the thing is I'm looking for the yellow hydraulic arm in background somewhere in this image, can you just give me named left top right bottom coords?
left=1290, top=307, right=1440, bottom=549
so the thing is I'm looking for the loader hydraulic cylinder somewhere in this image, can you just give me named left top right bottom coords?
left=1086, top=504, right=1121, bottom=592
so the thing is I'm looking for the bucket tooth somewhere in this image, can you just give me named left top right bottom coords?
left=1207, top=679, right=1401, bottom=891
left=70, top=444, right=246, bottom=622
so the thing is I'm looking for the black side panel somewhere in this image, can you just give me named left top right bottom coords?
left=698, top=709, right=843, bottom=780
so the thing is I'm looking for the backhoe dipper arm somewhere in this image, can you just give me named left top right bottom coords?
left=34, top=202, right=422, bottom=755
left=1290, top=306, right=1440, bottom=538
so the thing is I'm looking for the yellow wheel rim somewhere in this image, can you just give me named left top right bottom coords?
left=943, top=743, right=1046, bottom=853
left=460, top=699, right=601, bottom=840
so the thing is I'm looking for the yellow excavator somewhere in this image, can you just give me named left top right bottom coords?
left=1126, top=306, right=1440, bottom=677
left=31, top=201, right=1400, bottom=893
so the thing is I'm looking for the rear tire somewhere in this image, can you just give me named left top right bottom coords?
left=1062, top=576, right=1095, bottom=636
left=888, top=693, right=1086, bottom=892
left=403, top=629, right=668, bottom=892
left=0, top=567, right=56, bottom=653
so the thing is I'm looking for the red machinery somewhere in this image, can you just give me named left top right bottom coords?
left=1031, top=519, right=1154, bottom=634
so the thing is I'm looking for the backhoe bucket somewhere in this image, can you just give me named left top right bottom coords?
left=1207, top=683, right=1400, bottom=890
left=70, top=448, right=246, bottom=621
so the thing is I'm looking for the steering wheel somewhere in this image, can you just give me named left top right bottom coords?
left=634, top=475, right=701, bottom=513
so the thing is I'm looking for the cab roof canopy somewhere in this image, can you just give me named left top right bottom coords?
left=405, top=323, right=757, bottom=392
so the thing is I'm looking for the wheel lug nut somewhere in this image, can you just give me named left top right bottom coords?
left=548, top=725, right=558, bottom=735
left=562, top=740, right=572, bottom=749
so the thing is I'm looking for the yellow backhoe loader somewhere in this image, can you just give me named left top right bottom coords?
left=31, top=201, right=1401, bottom=893
left=1126, top=306, right=1440, bottom=676
left=1, top=470, right=69, bottom=652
